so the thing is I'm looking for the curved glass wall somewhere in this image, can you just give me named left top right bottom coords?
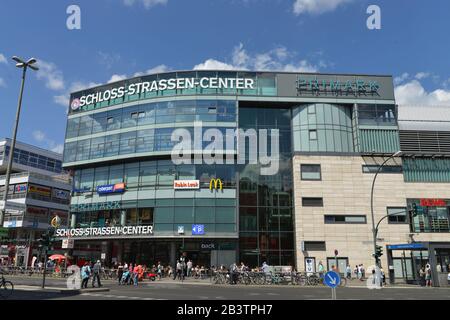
left=292, top=103, right=354, bottom=153
left=66, top=99, right=237, bottom=139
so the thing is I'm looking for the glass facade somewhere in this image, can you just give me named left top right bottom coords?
left=238, top=107, right=294, bottom=267
left=0, top=145, right=63, bottom=173
left=408, top=199, right=450, bottom=233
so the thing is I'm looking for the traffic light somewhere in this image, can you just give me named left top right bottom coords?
left=375, top=245, right=383, bottom=259
left=37, top=229, right=56, bottom=250
left=409, top=203, right=418, bottom=218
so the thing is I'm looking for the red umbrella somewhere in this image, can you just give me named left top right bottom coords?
left=49, top=254, right=66, bottom=261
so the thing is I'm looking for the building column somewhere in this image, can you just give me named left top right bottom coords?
left=170, top=242, right=176, bottom=267
left=70, top=213, right=77, bottom=228
left=428, top=244, right=440, bottom=287
left=120, top=210, right=126, bottom=226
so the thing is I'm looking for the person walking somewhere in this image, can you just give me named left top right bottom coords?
left=157, top=261, right=163, bottom=280
left=317, top=261, right=325, bottom=279
left=176, top=261, right=182, bottom=280
left=425, top=263, right=432, bottom=287
left=92, top=260, right=102, bottom=288
left=419, top=267, right=426, bottom=286
left=81, top=262, right=91, bottom=289
left=133, top=264, right=139, bottom=286
left=345, top=265, right=352, bottom=279
left=187, top=260, right=193, bottom=277
left=117, top=262, right=124, bottom=285
left=229, top=262, right=238, bottom=285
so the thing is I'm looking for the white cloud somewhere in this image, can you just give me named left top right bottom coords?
left=0, top=53, right=7, bottom=64
left=194, top=43, right=320, bottom=72
left=415, top=72, right=431, bottom=80
left=193, top=59, right=237, bottom=71
left=32, top=130, right=46, bottom=142
left=0, top=77, right=6, bottom=88
left=395, top=80, right=450, bottom=106
left=133, top=64, right=170, bottom=77
left=36, top=59, right=65, bottom=90
left=123, top=0, right=168, bottom=9
left=394, top=73, right=409, bottom=85
left=108, top=74, right=128, bottom=83
left=293, top=0, right=353, bottom=15
left=32, top=130, right=64, bottom=154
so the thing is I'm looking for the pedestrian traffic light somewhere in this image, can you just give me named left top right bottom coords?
left=409, top=203, right=418, bottom=217
left=37, top=229, right=56, bottom=250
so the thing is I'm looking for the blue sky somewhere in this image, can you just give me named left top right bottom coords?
left=0, top=0, right=449, bottom=153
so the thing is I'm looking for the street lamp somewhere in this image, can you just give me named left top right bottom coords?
left=370, top=150, right=402, bottom=267
left=0, top=57, right=38, bottom=226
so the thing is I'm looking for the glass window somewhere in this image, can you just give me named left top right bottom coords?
left=104, top=134, right=120, bottom=157
left=92, top=112, right=107, bottom=134
left=122, top=106, right=139, bottom=128
left=106, top=109, right=122, bottom=131
left=138, top=103, right=155, bottom=126
left=94, top=167, right=109, bottom=187
left=136, top=129, right=154, bottom=153
left=124, top=163, right=139, bottom=188
left=109, top=164, right=124, bottom=184
left=139, top=161, right=157, bottom=188
left=174, top=207, right=194, bottom=223
left=301, top=164, right=321, bottom=180
left=387, top=207, right=408, bottom=224
left=119, top=131, right=137, bottom=155
left=302, top=197, right=323, bottom=207
left=78, top=115, right=93, bottom=136
left=309, top=129, right=317, bottom=140
left=362, top=165, right=402, bottom=174
left=90, top=137, right=105, bottom=159
left=324, top=215, right=367, bottom=224
left=154, top=207, right=174, bottom=223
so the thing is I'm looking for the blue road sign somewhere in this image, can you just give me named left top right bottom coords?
left=324, top=271, right=340, bottom=289
left=192, top=224, right=205, bottom=235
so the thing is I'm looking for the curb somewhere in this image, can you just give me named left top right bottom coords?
left=14, top=285, right=110, bottom=294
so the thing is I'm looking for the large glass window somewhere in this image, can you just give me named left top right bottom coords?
left=387, top=207, right=408, bottom=224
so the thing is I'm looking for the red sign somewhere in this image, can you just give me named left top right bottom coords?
left=420, top=199, right=446, bottom=207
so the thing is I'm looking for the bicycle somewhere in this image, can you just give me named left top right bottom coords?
left=0, top=272, right=14, bottom=299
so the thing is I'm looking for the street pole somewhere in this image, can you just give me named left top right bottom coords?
left=0, top=67, right=27, bottom=226
left=0, top=57, right=38, bottom=227
left=370, top=151, right=402, bottom=268
left=42, top=247, right=48, bottom=289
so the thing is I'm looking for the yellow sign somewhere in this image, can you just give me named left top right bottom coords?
left=209, top=178, right=223, bottom=191
left=51, top=215, right=61, bottom=228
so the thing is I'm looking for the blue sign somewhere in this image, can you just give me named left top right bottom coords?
left=96, top=183, right=126, bottom=195
left=324, top=271, right=340, bottom=289
left=192, top=224, right=205, bottom=235
left=387, top=243, right=425, bottom=250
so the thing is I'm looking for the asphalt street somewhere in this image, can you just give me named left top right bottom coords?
left=3, top=276, right=450, bottom=300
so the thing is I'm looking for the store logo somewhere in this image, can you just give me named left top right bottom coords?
left=173, top=180, right=200, bottom=190
left=51, top=215, right=61, bottom=228
left=70, top=98, right=81, bottom=110
left=96, top=183, right=126, bottom=195
left=209, top=178, right=223, bottom=191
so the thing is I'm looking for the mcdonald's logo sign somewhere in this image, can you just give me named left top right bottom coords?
left=209, top=178, right=223, bottom=191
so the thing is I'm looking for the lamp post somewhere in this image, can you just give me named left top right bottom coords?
left=370, top=150, right=402, bottom=267
left=0, top=57, right=38, bottom=226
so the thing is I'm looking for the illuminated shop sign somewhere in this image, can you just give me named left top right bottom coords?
left=53, top=188, right=70, bottom=200
left=14, top=184, right=27, bottom=194
left=70, top=201, right=121, bottom=212
left=96, top=183, right=126, bottom=195
left=296, top=77, right=380, bottom=96
left=173, top=180, right=200, bottom=190
left=55, top=225, right=153, bottom=238
left=28, top=184, right=51, bottom=197
left=71, top=77, right=255, bottom=111
left=419, top=199, right=447, bottom=207
left=192, top=224, right=205, bottom=235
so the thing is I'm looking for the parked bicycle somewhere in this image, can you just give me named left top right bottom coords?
left=0, top=272, right=14, bottom=299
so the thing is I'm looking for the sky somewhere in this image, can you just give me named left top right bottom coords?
left=0, top=0, right=449, bottom=154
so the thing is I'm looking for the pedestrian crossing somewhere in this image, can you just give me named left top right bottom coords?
left=81, top=292, right=167, bottom=300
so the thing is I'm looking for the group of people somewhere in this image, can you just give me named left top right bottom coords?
left=115, top=262, right=147, bottom=286
left=419, top=263, right=433, bottom=287
left=80, top=260, right=103, bottom=289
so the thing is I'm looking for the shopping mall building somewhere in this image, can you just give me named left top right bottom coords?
left=61, top=70, right=450, bottom=286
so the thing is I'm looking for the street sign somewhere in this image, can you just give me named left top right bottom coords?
left=192, top=224, right=205, bottom=235
left=177, top=225, right=185, bottom=234
left=324, top=271, right=340, bottom=289
left=62, top=238, right=74, bottom=249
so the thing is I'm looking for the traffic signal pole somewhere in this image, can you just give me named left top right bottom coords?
left=42, top=247, right=48, bottom=289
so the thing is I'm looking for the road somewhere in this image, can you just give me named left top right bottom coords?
left=2, top=275, right=450, bottom=300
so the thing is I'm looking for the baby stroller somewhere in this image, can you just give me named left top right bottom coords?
left=121, top=270, right=130, bottom=285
